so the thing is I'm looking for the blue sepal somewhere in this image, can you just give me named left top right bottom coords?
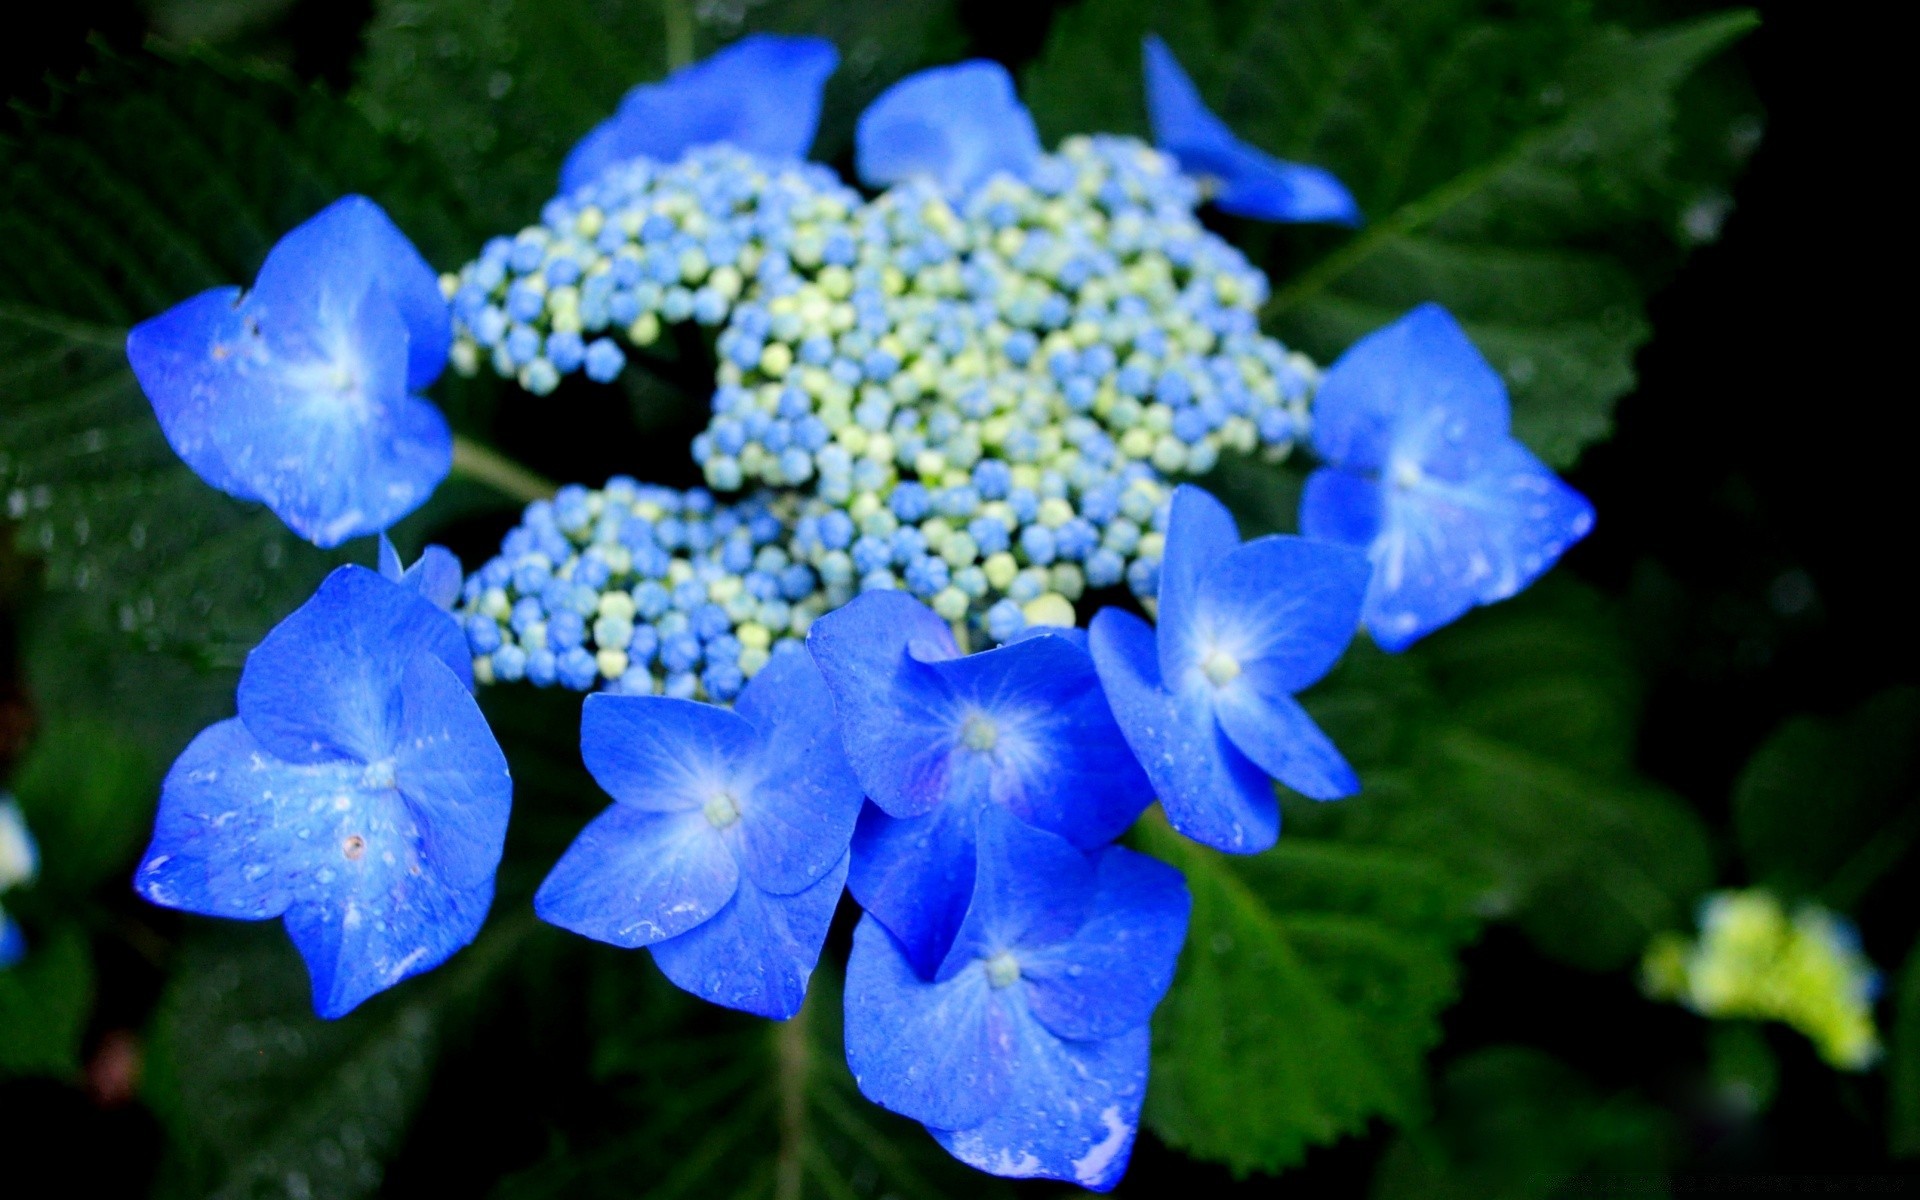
left=649, top=853, right=849, bottom=1020
left=855, top=60, right=1043, bottom=196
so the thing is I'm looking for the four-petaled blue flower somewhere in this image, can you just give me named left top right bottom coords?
left=134, top=565, right=512, bottom=1018
left=846, top=806, right=1190, bottom=1191
left=535, top=648, right=864, bottom=1019
left=1142, top=35, right=1361, bottom=225
left=126, top=195, right=454, bottom=548
left=561, top=35, right=841, bottom=193
left=808, top=592, right=1155, bottom=973
left=855, top=60, right=1043, bottom=196
left=1090, top=485, right=1370, bottom=854
left=1298, top=303, right=1597, bottom=650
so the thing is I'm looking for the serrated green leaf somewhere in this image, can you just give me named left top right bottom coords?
left=352, top=0, right=963, bottom=233
left=493, top=955, right=1014, bottom=1200
left=145, top=915, right=533, bottom=1200
left=1732, top=687, right=1920, bottom=910
left=6, top=714, right=156, bottom=894
left=1139, top=819, right=1479, bottom=1175
left=1024, top=1, right=1756, bottom=467
left=1369, top=1046, right=1675, bottom=1200
left=0, top=924, right=95, bottom=1080
left=0, top=46, right=480, bottom=673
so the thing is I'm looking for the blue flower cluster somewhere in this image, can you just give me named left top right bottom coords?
left=118, top=29, right=1599, bottom=1193
left=457, top=480, right=828, bottom=700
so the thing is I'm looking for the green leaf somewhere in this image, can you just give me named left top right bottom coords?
left=492, top=956, right=1012, bottom=1199
left=0, top=924, right=95, bottom=1080
left=0, top=46, right=480, bottom=672
left=1369, top=1046, right=1675, bottom=1200
left=1732, top=687, right=1920, bottom=909
left=352, top=0, right=964, bottom=233
left=7, top=714, right=157, bottom=895
left=1023, top=1, right=1757, bottom=466
left=144, top=915, right=533, bottom=1200
left=1140, top=819, right=1480, bottom=1175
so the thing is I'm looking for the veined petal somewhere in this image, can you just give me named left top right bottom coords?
left=533, top=805, right=738, bottom=947
left=1022, top=846, right=1190, bottom=1041
left=125, top=285, right=260, bottom=501
left=578, top=691, right=756, bottom=813
left=392, top=652, right=512, bottom=891
left=649, top=853, right=848, bottom=1020
left=1156, top=484, right=1242, bottom=686
left=237, top=566, right=470, bottom=765
left=1184, top=534, right=1369, bottom=695
left=847, top=797, right=981, bottom=977
left=1088, top=608, right=1278, bottom=854
left=729, top=650, right=865, bottom=894
left=286, top=869, right=493, bottom=1020
left=936, top=807, right=1094, bottom=982
left=1212, top=684, right=1358, bottom=801
left=933, top=999, right=1149, bottom=1192
left=1142, top=35, right=1358, bottom=226
left=855, top=60, right=1042, bottom=195
left=560, top=35, right=839, bottom=192
left=844, top=913, right=1013, bottom=1132
left=381, top=535, right=464, bottom=612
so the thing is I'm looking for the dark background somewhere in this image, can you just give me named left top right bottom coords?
left=2, top=0, right=1910, bottom=1193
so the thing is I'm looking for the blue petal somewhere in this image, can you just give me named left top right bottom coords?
left=1214, top=686, right=1358, bottom=801
left=392, top=652, right=512, bottom=890
left=382, top=536, right=464, bottom=612
left=125, top=286, right=261, bottom=501
left=134, top=715, right=497, bottom=1018
left=0, top=910, right=24, bottom=969
left=533, top=804, right=738, bottom=947
left=559, top=36, right=839, bottom=192
left=1156, top=484, right=1242, bottom=691
left=650, top=852, right=847, bottom=1019
left=1186, top=534, right=1369, bottom=694
left=807, top=591, right=964, bottom=819
left=844, top=913, right=1012, bottom=1131
left=922, top=633, right=1155, bottom=847
left=578, top=691, right=756, bottom=813
left=1022, top=846, right=1190, bottom=1041
left=937, top=807, right=1093, bottom=981
left=1312, top=440, right=1596, bottom=652
left=847, top=797, right=981, bottom=977
left=237, top=566, right=470, bottom=765
left=729, top=650, right=865, bottom=894
left=1087, top=608, right=1278, bottom=854
left=855, top=60, right=1042, bottom=196
left=1142, top=35, right=1359, bottom=226
left=1309, top=302, right=1511, bottom=479
left=248, top=195, right=451, bottom=391
left=933, top=999, right=1148, bottom=1192
left=1298, top=466, right=1382, bottom=549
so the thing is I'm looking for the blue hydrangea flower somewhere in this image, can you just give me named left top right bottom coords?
left=1141, top=35, right=1360, bottom=225
left=560, top=35, right=841, bottom=193
left=379, top=534, right=463, bottom=611
left=134, top=566, right=512, bottom=1018
left=855, top=60, right=1043, bottom=196
left=125, top=196, right=454, bottom=548
left=1089, top=485, right=1368, bottom=854
left=1298, top=304, right=1597, bottom=651
left=808, top=591, right=1154, bottom=971
left=845, top=806, right=1189, bottom=1190
left=534, top=648, right=863, bottom=1018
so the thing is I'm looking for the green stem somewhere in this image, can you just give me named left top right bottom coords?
left=663, top=0, right=696, bottom=71
left=773, top=994, right=811, bottom=1200
left=950, top=620, right=972, bottom=654
left=450, top=434, right=557, bottom=505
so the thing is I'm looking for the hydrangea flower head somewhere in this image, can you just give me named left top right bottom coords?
left=125, top=195, right=454, bottom=548
left=1142, top=35, right=1360, bottom=225
left=1298, top=303, right=1596, bottom=650
left=134, top=566, right=512, bottom=1018
left=560, top=35, right=841, bottom=193
left=535, top=648, right=863, bottom=1018
left=845, top=806, right=1189, bottom=1190
left=1090, top=484, right=1368, bottom=853
left=855, top=60, right=1043, bottom=196
left=808, top=591, right=1153, bottom=969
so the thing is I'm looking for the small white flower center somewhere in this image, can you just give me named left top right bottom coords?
left=703, top=792, right=741, bottom=830
left=961, top=715, right=999, bottom=753
left=1389, top=458, right=1424, bottom=489
left=1202, top=650, right=1241, bottom=688
left=984, top=951, right=1020, bottom=988
left=360, top=758, right=398, bottom=789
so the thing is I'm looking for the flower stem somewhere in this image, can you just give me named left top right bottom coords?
left=663, top=0, right=696, bottom=71
left=773, top=993, right=810, bottom=1200
left=451, top=435, right=557, bottom=505
left=951, top=621, right=971, bottom=654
